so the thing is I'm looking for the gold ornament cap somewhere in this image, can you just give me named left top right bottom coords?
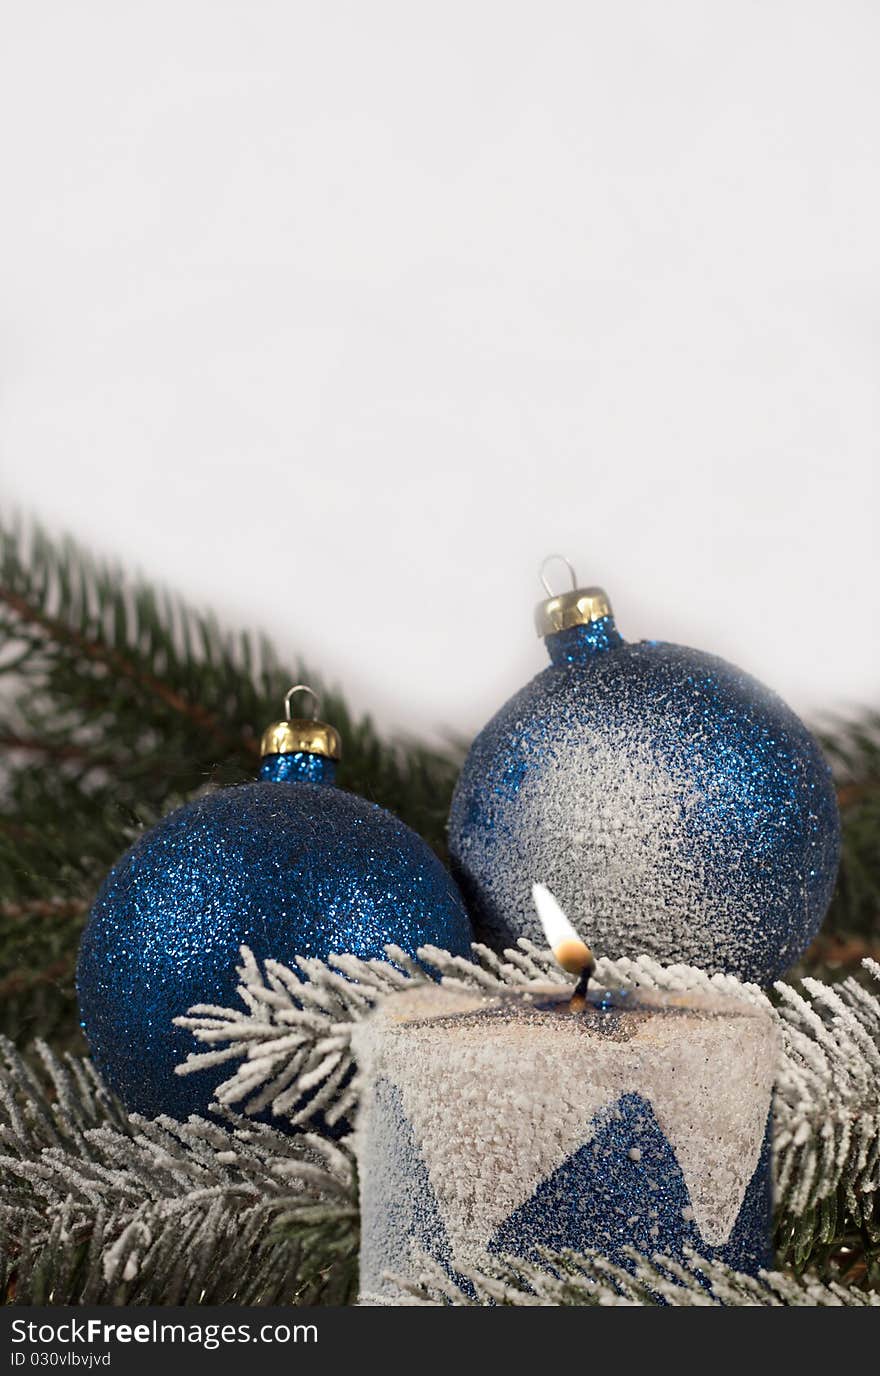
left=534, top=555, right=613, bottom=638
left=259, top=684, right=342, bottom=762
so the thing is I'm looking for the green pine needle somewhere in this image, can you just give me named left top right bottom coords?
left=0, top=515, right=878, bottom=1295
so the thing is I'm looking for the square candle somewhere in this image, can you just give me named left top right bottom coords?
left=352, top=981, right=779, bottom=1303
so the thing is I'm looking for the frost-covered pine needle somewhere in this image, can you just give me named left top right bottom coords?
left=0, top=1038, right=358, bottom=1305
left=175, top=939, right=880, bottom=1260
left=384, top=1245, right=880, bottom=1307
left=4, top=934, right=879, bottom=1306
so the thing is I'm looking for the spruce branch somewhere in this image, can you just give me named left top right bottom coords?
left=772, top=958, right=880, bottom=1273
left=0, top=580, right=246, bottom=758
left=1, top=517, right=879, bottom=1297
left=819, top=712, right=880, bottom=938
left=1, top=516, right=877, bottom=1056
left=0, top=517, right=461, bottom=864
left=3, top=948, right=880, bottom=1304
left=0, top=519, right=461, bottom=1043
left=177, top=941, right=880, bottom=1289
left=0, top=1038, right=358, bottom=1305
left=174, top=940, right=766, bottom=1131
left=388, top=1246, right=880, bottom=1307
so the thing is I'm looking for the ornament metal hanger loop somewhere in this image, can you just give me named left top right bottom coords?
left=539, top=554, right=578, bottom=598
left=284, top=684, right=320, bottom=722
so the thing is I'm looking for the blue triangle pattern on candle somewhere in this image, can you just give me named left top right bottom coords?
left=487, top=1092, right=773, bottom=1277
left=359, top=1078, right=474, bottom=1299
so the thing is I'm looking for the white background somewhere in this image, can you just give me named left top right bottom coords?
left=2, top=1, right=878, bottom=742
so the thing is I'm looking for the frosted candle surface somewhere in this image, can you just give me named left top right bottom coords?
left=353, top=984, right=778, bottom=1302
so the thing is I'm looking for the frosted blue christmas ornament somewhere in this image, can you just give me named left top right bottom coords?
left=77, top=686, right=473, bottom=1120
left=448, top=560, right=840, bottom=985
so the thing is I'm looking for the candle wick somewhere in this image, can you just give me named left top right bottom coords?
left=568, top=966, right=591, bottom=1014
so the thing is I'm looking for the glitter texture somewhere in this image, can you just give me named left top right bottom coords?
left=77, top=758, right=473, bottom=1120
left=259, top=751, right=337, bottom=784
left=354, top=983, right=778, bottom=1302
left=448, top=621, right=840, bottom=984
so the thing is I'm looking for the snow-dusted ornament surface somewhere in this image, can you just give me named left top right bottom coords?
left=448, top=557, right=840, bottom=984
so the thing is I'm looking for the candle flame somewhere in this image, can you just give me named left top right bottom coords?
left=531, top=883, right=595, bottom=976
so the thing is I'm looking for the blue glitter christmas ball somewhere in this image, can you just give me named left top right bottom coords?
left=77, top=716, right=473, bottom=1120
left=448, top=578, right=840, bottom=985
